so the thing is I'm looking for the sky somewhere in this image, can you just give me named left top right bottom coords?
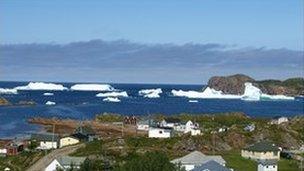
left=0, top=0, right=303, bottom=84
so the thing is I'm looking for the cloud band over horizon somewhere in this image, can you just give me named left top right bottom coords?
left=1, top=39, right=303, bottom=84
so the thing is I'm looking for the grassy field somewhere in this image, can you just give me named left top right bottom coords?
left=0, top=151, right=44, bottom=171
left=221, top=150, right=300, bottom=171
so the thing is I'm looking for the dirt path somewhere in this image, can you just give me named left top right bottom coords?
left=26, top=143, right=84, bottom=171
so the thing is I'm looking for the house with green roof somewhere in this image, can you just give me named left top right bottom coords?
left=241, top=141, right=280, bottom=160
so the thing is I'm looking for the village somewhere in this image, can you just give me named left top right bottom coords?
left=0, top=113, right=303, bottom=171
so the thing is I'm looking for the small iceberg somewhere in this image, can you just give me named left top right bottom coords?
left=96, top=91, right=128, bottom=97
left=103, top=97, right=120, bottom=102
left=139, top=88, right=162, bottom=98
left=43, top=92, right=54, bottom=96
left=189, top=100, right=198, bottom=103
left=45, top=101, right=56, bottom=105
left=70, top=84, right=114, bottom=91
left=14, top=82, right=68, bottom=91
left=0, top=88, right=18, bottom=94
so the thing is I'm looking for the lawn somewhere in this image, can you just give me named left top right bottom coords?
left=221, top=150, right=300, bottom=171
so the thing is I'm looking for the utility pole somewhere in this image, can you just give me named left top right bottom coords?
left=52, top=123, right=55, bottom=149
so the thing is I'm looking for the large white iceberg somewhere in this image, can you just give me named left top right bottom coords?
left=103, top=97, right=120, bottom=102
left=172, top=82, right=294, bottom=101
left=96, top=91, right=128, bottom=97
left=241, top=83, right=262, bottom=101
left=15, top=82, right=68, bottom=91
left=241, top=82, right=294, bottom=101
left=139, top=88, right=162, bottom=98
left=171, top=87, right=241, bottom=99
left=70, top=84, right=114, bottom=91
left=0, top=88, right=18, bottom=94
left=45, top=101, right=56, bottom=105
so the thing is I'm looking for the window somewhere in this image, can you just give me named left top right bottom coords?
left=159, top=131, right=163, bottom=134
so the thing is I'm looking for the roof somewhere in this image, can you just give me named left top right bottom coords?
left=75, top=125, right=95, bottom=135
left=273, top=116, right=287, bottom=119
left=171, top=151, right=226, bottom=166
left=192, top=160, right=231, bottom=171
left=57, top=156, right=86, bottom=166
left=258, top=159, right=278, bottom=166
left=244, top=141, right=279, bottom=152
left=31, top=133, right=59, bottom=141
left=165, top=117, right=181, bottom=123
left=61, top=135, right=80, bottom=140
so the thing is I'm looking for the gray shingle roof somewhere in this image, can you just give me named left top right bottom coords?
left=192, top=160, right=231, bottom=171
left=171, top=151, right=226, bottom=166
left=258, top=159, right=278, bottom=166
left=244, top=141, right=279, bottom=152
left=57, top=156, right=86, bottom=166
left=31, top=133, right=59, bottom=141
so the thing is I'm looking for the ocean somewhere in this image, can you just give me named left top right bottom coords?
left=0, top=81, right=303, bottom=138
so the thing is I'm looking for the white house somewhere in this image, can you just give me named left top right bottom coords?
left=148, top=127, right=172, bottom=138
left=257, top=160, right=278, bottom=171
left=244, top=124, right=256, bottom=132
left=137, top=120, right=150, bottom=131
left=45, top=156, right=86, bottom=171
left=171, top=151, right=226, bottom=171
left=174, top=120, right=201, bottom=136
left=0, top=148, right=7, bottom=157
left=59, top=136, right=80, bottom=148
left=270, top=116, right=288, bottom=125
left=241, top=141, right=280, bottom=160
left=31, top=133, right=59, bottom=150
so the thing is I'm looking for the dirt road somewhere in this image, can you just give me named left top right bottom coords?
left=26, top=143, right=84, bottom=171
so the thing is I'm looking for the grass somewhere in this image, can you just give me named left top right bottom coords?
left=0, top=151, right=44, bottom=171
left=221, top=150, right=300, bottom=171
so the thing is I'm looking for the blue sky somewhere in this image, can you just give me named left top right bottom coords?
left=0, top=0, right=303, bottom=84
left=1, top=0, right=303, bottom=50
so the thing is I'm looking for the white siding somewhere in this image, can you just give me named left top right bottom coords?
left=148, top=128, right=171, bottom=138
left=45, top=159, right=62, bottom=171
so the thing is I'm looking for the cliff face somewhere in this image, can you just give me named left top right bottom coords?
left=207, top=74, right=304, bottom=96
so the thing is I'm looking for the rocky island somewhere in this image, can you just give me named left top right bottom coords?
left=207, top=74, right=304, bottom=96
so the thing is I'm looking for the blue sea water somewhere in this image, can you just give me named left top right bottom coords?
left=0, top=81, right=303, bottom=138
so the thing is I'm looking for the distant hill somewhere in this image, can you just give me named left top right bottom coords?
left=207, top=74, right=304, bottom=96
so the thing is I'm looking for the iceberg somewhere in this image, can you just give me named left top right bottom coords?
left=43, top=92, right=54, bottom=96
left=241, top=82, right=294, bottom=101
left=189, top=100, right=198, bottom=103
left=15, top=82, right=68, bottom=91
left=139, top=88, right=162, bottom=98
left=96, top=91, right=128, bottom=97
left=241, top=83, right=262, bottom=101
left=171, top=87, right=241, bottom=99
left=70, top=84, right=114, bottom=91
left=45, top=101, right=56, bottom=105
left=0, top=88, right=18, bottom=94
left=103, top=97, right=120, bottom=102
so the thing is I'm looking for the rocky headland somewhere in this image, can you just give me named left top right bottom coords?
left=207, top=74, right=304, bottom=96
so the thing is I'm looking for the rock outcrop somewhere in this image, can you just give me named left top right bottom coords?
left=0, top=97, right=10, bottom=105
left=207, top=74, right=304, bottom=96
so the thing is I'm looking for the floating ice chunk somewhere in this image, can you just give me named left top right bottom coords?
left=0, top=88, right=18, bottom=94
left=45, top=101, right=56, bottom=105
left=241, top=83, right=261, bottom=101
left=43, top=92, right=54, bottom=96
left=96, top=91, right=128, bottom=97
left=15, top=82, right=68, bottom=91
left=171, top=87, right=241, bottom=99
left=189, top=100, right=198, bottom=103
left=103, top=97, right=120, bottom=102
left=70, top=84, right=114, bottom=91
left=260, top=94, right=294, bottom=100
left=139, top=88, right=162, bottom=98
